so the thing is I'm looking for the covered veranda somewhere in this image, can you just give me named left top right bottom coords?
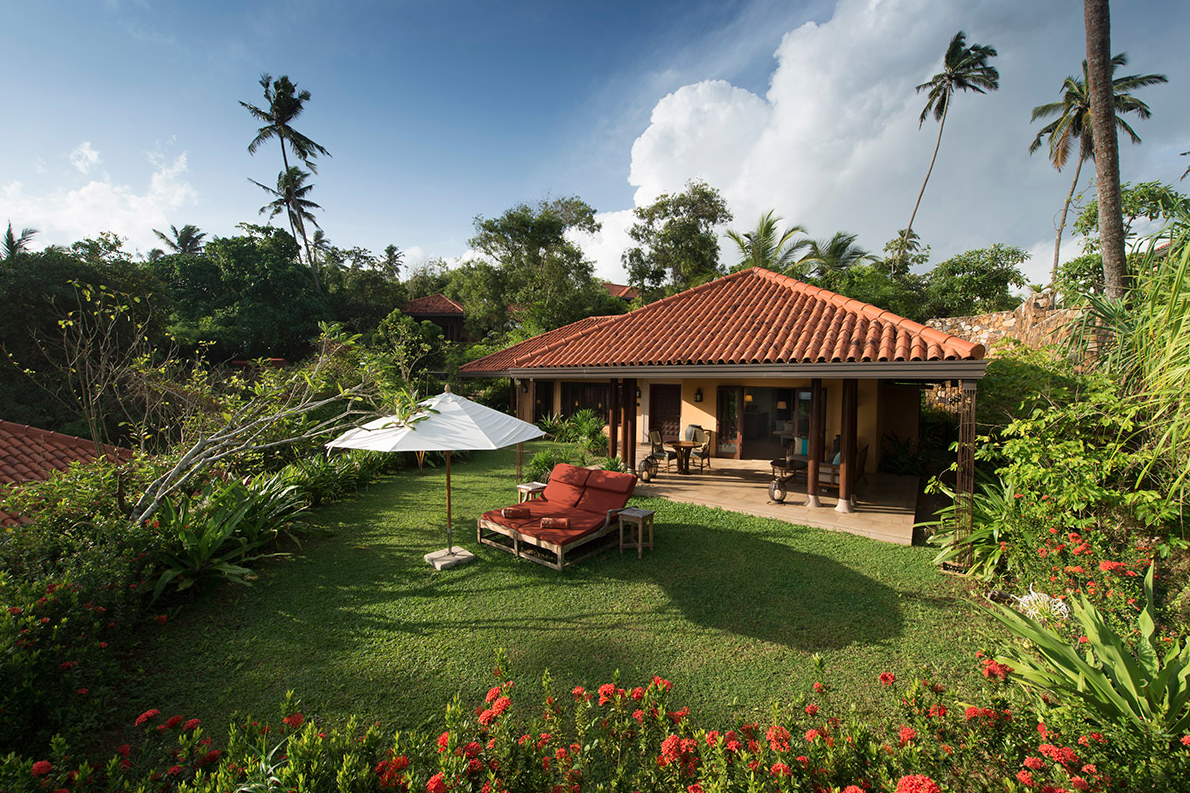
left=460, top=268, right=986, bottom=543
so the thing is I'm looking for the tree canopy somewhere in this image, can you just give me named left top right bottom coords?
left=623, top=180, right=732, bottom=299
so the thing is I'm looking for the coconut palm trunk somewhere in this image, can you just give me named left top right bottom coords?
left=904, top=104, right=948, bottom=249
left=1052, top=138, right=1088, bottom=287
left=1085, top=0, right=1126, bottom=299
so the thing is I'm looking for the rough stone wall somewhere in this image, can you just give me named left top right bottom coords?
left=928, top=294, right=1083, bottom=357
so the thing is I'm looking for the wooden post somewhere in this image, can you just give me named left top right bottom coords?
left=836, top=378, right=857, bottom=514
left=620, top=381, right=631, bottom=468
left=527, top=379, right=537, bottom=424
left=609, top=378, right=620, bottom=461
left=956, top=380, right=978, bottom=565
left=516, top=442, right=523, bottom=484
left=445, top=450, right=453, bottom=551
left=625, top=378, right=638, bottom=472
left=510, top=378, right=518, bottom=416
left=806, top=378, right=822, bottom=508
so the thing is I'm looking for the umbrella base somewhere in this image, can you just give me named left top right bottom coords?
left=424, top=546, right=476, bottom=570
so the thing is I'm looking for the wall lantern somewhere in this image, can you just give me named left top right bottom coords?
left=776, top=400, right=787, bottom=410
left=694, top=388, right=703, bottom=403
left=744, top=393, right=753, bottom=403
left=636, top=388, right=641, bottom=399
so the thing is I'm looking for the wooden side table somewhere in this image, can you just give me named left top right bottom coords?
left=618, top=507, right=655, bottom=558
left=517, top=482, right=547, bottom=503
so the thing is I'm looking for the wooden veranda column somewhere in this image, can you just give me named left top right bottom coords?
left=806, top=378, right=823, bottom=508
left=609, top=378, right=620, bottom=461
left=836, top=378, right=858, bottom=514
left=510, top=379, right=518, bottom=416
left=625, top=378, right=638, bottom=473
left=526, top=379, right=537, bottom=424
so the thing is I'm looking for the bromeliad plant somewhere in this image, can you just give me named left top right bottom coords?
left=152, top=477, right=312, bottom=600
left=989, top=564, right=1190, bottom=739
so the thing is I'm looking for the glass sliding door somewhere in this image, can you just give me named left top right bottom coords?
left=716, top=385, right=742, bottom=458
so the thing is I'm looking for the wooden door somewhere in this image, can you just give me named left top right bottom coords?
left=649, top=384, right=682, bottom=441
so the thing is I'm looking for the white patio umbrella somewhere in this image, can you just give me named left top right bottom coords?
left=325, top=387, right=545, bottom=568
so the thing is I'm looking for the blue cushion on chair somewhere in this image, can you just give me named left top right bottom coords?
left=832, top=451, right=841, bottom=465
left=799, top=438, right=808, bottom=455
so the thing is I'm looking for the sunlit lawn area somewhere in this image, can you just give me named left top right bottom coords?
left=124, top=443, right=994, bottom=736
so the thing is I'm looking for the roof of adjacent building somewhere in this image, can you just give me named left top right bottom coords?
left=602, top=282, right=641, bottom=300
left=404, top=294, right=465, bottom=315
left=0, top=421, right=134, bottom=527
left=461, top=267, right=984, bottom=375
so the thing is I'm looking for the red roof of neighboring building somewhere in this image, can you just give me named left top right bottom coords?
left=461, top=268, right=983, bottom=373
left=0, top=421, right=134, bottom=526
left=602, top=282, right=641, bottom=300
left=404, top=294, right=465, bottom=315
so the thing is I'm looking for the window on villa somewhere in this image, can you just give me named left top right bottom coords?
left=560, top=382, right=610, bottom=421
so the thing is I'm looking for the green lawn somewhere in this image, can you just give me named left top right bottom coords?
left=123, top=444, right=994, bottom=736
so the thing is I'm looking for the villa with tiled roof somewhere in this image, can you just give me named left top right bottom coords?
left=403, top=294, right=468, bottom=342
left=461, top=267, right=985, bottom=513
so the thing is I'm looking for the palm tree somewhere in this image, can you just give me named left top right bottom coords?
left=904, top=31, right=999, bottom=249
left=241, top=74, right=330, bottom=285
left=1030, top=54, right=1166, bottom=287
left=725, top=211, right=809, bottom=272
left=2, top=222, right=37, bottom=262
left=381, top=244, right=404, bottom=280
left=796, top=231, right=874, bottom=281
left=251, top=167, right=322, bottom=285
left=152, top=223, right=208, bottom=255
left=1084, top=0, right=1126, bottom=299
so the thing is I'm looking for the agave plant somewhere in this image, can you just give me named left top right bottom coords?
left=988, top=565, right=1190, bottom=739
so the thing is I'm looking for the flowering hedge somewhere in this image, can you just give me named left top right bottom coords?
left=0, top=449, right=400, bottom=757
left=3, top=658, right=1189, bottom=793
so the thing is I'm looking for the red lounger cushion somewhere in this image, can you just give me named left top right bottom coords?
left=481, top=500, right=588, bottom=531
left=574, top=470, right=636, bottom=516
left=539, top=516, right=569, bottom=529
left=541, top=464, right=590, bottom=508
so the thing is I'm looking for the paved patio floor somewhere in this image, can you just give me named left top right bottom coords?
left=634, top=457, right=919, bottom=545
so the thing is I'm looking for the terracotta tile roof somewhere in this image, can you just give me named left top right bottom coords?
left=404, top=294, right=465, bottom=315
left=461, top=316, right=616, bottom=374
left=0, top=421, right=134, bottom=527
left=602, top=282, right=641, bottom=300
left=461, top=268, right=983, bottom=373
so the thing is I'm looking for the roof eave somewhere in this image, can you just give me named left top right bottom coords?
left=460, top=360, right=988, bottom=381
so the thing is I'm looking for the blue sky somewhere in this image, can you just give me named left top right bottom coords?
left=3, top=0, right=1187, bottom=285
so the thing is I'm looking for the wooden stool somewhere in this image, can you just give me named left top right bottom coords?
left=517, top=482, right=546, bottom=503
left=618, top=507, right=655, bottom=558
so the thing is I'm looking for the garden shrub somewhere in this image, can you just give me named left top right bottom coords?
left=3, top=656, right=1189, bottom=792
left=526, top=447, right=583, bottom=483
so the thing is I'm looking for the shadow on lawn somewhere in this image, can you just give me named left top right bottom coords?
left=602, top=522, right=909, bottom=653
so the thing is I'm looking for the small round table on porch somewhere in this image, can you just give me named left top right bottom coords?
left=666, top=440, right=700, bottom=474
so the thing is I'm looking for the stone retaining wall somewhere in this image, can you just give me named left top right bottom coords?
left=929, top=294, right=1082, bottom=356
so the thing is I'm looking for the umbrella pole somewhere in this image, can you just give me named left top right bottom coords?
left=516, top=442, right=523, bottom=483
left=445, top=450, right=452, bottom=552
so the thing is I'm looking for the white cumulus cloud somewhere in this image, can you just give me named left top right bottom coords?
left=0, top=149, right=197, bottom=254
left=69, top=141, right=102, bottom=174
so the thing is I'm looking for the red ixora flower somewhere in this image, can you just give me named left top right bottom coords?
left=842, top=787, right=866, bottom=793
left=32, top=760, right=53, bottom=777
left=135, top=709, right=160, bottom=726
left=770, top=762, right=792, bottom=777
left=879, top=673, right=896, bottom=686
left=7, top=606, right=21, bottom=616
left=898, top=726, right=917, bottom=746
left=805, top=704, right=819, bottom=716
left=154, top=614, right=168, bottom=625
left=184, top=718, right=201, bottom=731
left=158, top=714, right=184, bottom=731
left=895, top=774, right=941, bottom=793
left=426, top=772, right=447, bottom=793
left=1181, top=735, right=1190, bottom=747
left=812, top=682, right=825, bottom=693
left=766, top=725, right=791, bottom=752
left=981, top=658, right=1013, bottom=680
left=282, top=713, right=304, bottom=729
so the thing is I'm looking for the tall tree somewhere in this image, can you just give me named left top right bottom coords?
left=904, top=31, right=999, bottom=249
left=381, top=244, right=404, bottom=280
left=797, top=231, right=874, bottom=283
left=1084, top=0, right=1126, bottom=299
left=623, top=180, right=732, bottom=297
left=724, top=210, right=808, bottom=272
left=240, top=73, right=330, bottom=287
left=152, top=223, right=208, bottom=255
left=1029, top=54, right=1166, bottom=287
left=251, top=167, right=322, bottom=282
left=2, top=222, right=37, bottom=262
left=880, top=228, right=930, bottom=279
left=470, top=196, right=605, bottom=330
